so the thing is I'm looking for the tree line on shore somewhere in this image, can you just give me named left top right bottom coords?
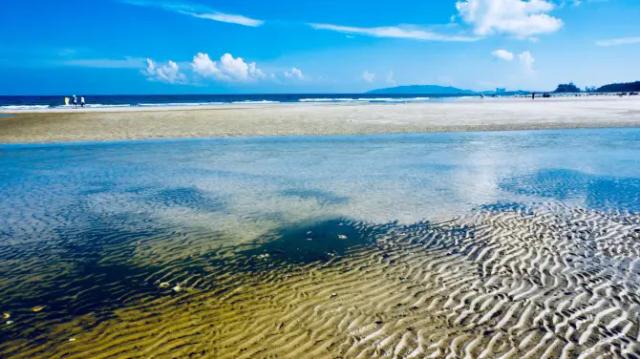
left=554, top=81, right=640, bottom=93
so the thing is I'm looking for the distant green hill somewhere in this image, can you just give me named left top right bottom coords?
left=554, top=83, right=581, bottom=93
left=596, top=81, right=640, bottom=93
left=367, top=85, right=476, bottom=95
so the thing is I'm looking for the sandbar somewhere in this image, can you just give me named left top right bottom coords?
left=1, top=96, right=640, bottom=143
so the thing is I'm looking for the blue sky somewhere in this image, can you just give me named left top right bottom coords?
left=0, top=0, right=638, bottom=94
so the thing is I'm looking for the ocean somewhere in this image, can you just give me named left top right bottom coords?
left=0, top=93, right=470, bottom=110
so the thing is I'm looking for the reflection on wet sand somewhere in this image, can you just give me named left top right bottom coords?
left=3, top=129, right=640, bottom=358
left=2, top=204, right=640, bottom=358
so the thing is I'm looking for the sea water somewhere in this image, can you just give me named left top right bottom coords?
left=0, top=94, right=462, bottom=110
left=1, top=128, right=640, bottom=357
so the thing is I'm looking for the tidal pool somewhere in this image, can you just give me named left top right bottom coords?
left=1, top=128, right=640, bottom=358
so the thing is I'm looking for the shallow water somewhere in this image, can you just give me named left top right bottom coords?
left=1, top=128, right=640, bottom=358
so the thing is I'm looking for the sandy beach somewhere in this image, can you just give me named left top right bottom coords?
left=2, top=96, right=640, bottom=143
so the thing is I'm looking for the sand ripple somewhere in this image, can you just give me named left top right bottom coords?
left=1, top=204, right=640, bottom=358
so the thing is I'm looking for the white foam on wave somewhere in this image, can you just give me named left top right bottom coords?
left=83, top=104, right=132, bottom=108
left=0, top=97, right=435, bottom=110
left=365, top=97, right=431, bottom=103
left=231, top=100, right=281, bottom=104
left=298, top=98, right=360, bottom=103
left=138, top=102, right=225, bottom=107
left=47, top=104, right=132, bottom=109
left=0, top=105, right=50, bottom=110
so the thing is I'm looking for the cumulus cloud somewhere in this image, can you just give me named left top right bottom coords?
left=120, top=0, right=263, bottom=27
left=191, top=52, right=220, bottom=77
left=144, top=59, right=186, bottom=83
left=219, top=53, right=265, bottom=81
left=456, top=0, right=563, bottom=38
left=492, top=49, right=535, bottom=72
left=492, top=49, right=515, bottom=61
left=596, top=36, right=640, bottom=47
left=309, top=23, right=479, bottom=42
left=284, top=67, right=304, bottom=80
left=362, top=71, right=376, bottom=83
left=191, top=52, right=264, bottom=82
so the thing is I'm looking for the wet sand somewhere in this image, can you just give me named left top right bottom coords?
left=2, top=100, right=640, bottom=358
left=2, top=96, right=640, bottom=143
left=1, top=204, right=639, bottom=358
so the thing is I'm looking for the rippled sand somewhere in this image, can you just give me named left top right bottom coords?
left=2, top=203, right=639, bottom=358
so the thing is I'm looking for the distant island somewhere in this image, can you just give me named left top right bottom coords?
left=554, top=83, right=581, bottom=93
left=367, top=85, right=476, bottom=95
left=369, top=81, right=639, bottom=96
left=596, top=81, right=640, bottom=93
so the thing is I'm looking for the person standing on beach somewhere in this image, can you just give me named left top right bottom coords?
left=72, top=95, right=77, bottom=108
left=80, top=96, right=85, bottom=108
left=64, top=97, right=69, bottom=106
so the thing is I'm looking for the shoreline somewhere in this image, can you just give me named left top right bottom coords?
left=1, top=96, right=640, bottom=144
left=0, top=93, right=633, bottom=114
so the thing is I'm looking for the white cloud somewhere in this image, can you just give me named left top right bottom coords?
left=191, top=52, right=220, bottom=77
left=492, top=49, right=536, bottom=72
left=456, top=0, right=563, bottom=38
left=144, top=59, right=185, bottom=83
left=309, top=23, right=479, bottom=42
left=492, top=49, right=515, bottom=61
left=191, top=52, right=264, bottom=82
left=220, top=53, right=265, bottom=81
left=362, top=71, right=376, bottom=83
left=518, top=51, right=535, bottom=72
left=190, top=12, right=263, bottom=27
left=120, top=0, right=263, bottom=27
left=596, top=36, right=640, bottom=47
left=284, top=67, right=304, bottom=80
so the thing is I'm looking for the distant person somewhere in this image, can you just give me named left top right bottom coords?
left=72, top=95, right=77, bottom=108
left=64, top=97, right=70, bottom=106
left=532, top=93, right=535, bottom=100
left=80, top=96, right=85, bottom=108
